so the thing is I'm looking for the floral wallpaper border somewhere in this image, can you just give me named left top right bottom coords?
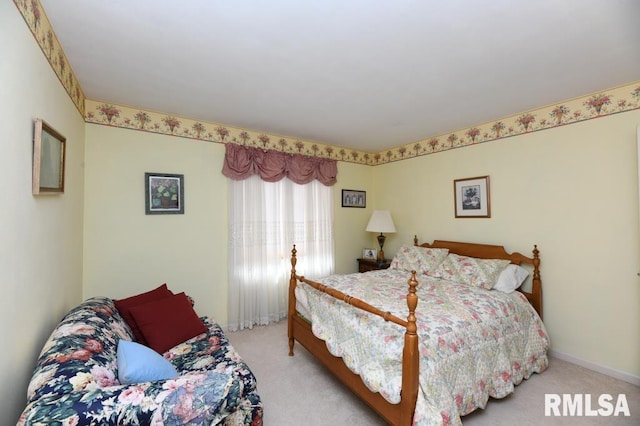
left=379, top=82, right=640, bottom=165
left=14, top=1, right=640, bottom=166
left=85, top=83, right=640, bottom=165
left=14, top=0, right=86, bottom=116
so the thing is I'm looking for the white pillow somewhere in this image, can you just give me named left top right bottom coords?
left=493, top=264, right=529, bottom=293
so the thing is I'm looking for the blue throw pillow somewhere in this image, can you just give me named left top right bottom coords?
left=117, top=339, right=179, bottom=385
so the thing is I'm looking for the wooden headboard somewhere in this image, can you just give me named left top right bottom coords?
left=414, top=236, right=543, bottom=319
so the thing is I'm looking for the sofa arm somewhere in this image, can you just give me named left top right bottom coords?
left=18, top=370, right=244, bottom=425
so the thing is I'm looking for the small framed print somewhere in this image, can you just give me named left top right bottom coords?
left=363, top=248, right=377, bottom=260
left=342, top=189, right=366, bottom=208
left=33, top=118, right=66, bottom=195
left=454, top=176, right=490, bottom=218
left=145, top=172, right=184, bottom=215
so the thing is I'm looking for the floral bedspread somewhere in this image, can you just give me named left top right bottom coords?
left=299, top=269, right=549, bottom=425
left=18, top=297, right=262, bottom=426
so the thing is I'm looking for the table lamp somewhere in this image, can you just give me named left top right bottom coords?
left=365, top=210, right=396, bottom=264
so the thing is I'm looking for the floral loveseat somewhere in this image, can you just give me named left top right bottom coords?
left=17, top=295, right=263, bottom=425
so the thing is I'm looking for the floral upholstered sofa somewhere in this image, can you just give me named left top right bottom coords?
left=17, top=295, right=263, bottom=425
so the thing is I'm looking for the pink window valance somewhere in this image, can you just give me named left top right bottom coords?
left=222, top=143, right=337, bottom=186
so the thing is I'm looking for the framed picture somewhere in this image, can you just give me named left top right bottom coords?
left=454, top=175, right=491, bottom=218
left=342, top=189, right=366, bottom=208
left=33, top=118, right=66, bottom=195
left=145, top=172, right=185, bottom=215
left=363, top=248, right=377, bottom=260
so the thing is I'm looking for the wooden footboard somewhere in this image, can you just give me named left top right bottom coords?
left=288, top=245, right=419, bottom=426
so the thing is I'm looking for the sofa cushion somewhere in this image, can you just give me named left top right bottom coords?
left=114, top=283, right=173, bottom=344
left=129, top=292, right=208, bottom=354
left=117, top=339, right=179, bottom=384
left=165, top=317, right=259, bottom=395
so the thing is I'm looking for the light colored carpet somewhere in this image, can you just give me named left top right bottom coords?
left=227, top=320, right=639, bottom=425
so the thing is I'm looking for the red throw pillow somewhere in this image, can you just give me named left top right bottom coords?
left=129, top=292, right=208, bottom=354
left=114, top=284, right=173, bottom=344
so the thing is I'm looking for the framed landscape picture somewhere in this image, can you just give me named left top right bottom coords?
left=145, top=172, right=184, bottom=215
left=454, top=176, right=490, bottom=218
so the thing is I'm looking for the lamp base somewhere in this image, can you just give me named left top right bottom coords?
left=376, top=232, right=386, bottom=264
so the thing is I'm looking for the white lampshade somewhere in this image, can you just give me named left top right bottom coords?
left=365, top=210, right=396, bottom=233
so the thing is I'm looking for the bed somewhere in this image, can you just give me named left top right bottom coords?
left=287, top=238, right=549, bottom=425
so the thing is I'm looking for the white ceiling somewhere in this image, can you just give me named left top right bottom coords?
left=40, top=0, right=640, bottom=152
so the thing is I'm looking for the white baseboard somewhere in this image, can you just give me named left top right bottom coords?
left=549, top=349, right=640, bottom=386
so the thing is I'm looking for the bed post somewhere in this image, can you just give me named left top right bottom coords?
left=288, top=245, right=297, bottom=356
left=400, top=271, right=419, bottom=426
left=531, top=245, right=543, bottom=320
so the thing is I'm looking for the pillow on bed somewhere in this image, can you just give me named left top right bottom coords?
left=493, top=264, right=529, bottom=293
left=390, top=245, right=449, bottom=275
left=428, top=253, right=510, bottom=289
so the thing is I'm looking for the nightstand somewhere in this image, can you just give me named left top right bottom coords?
left=357, top=258, right=391, bottom=273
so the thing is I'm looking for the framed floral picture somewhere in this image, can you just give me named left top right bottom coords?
left=145, top=172, right=184, bottom=215
left=454, top=175, right=490, bottom=218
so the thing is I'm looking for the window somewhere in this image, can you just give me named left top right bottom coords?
left=227, top=175, right=334, bottom=331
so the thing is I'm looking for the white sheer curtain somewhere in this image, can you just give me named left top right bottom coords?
left=227, top=174, right=334, bottom=331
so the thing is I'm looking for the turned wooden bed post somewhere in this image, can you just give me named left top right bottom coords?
left=400, top=271, right=420, bottom=426
left=288, top=245, right=297, bottom=356
left=531, top=245, right=542, bottom=320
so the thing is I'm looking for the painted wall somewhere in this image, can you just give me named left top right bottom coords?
left=83, top=125, right=373, bottom=326
left=333, top=162, right=375, bottom=274
left=83, top=125, right=229, bottom=323
left=1, top=2, right=85, bottom=421
left=373, top=110, right=640, bottom=379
